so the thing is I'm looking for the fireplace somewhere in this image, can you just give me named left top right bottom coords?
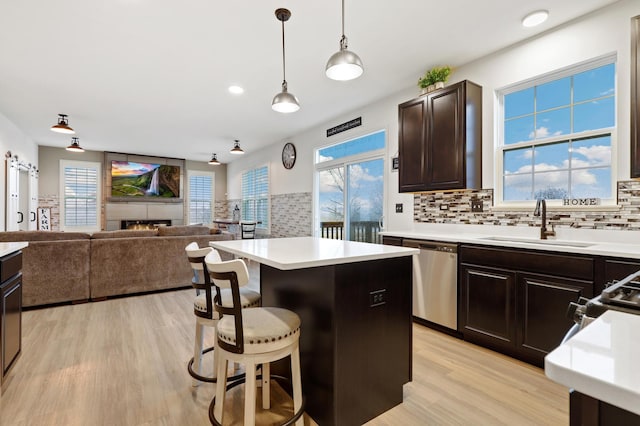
left=120, top=219, right=172, bottom=230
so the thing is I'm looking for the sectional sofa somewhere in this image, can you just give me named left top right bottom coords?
left=0, top=226, right=234, bottom=307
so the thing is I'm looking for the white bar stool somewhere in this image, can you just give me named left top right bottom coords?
left=185, top=243, right=260, bottom=386
left=205, top=255, right=304, bottom=426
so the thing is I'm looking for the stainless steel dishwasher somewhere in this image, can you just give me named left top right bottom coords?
left=402, top=239, right=458, bottom=330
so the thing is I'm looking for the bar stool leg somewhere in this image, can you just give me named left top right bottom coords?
left=261, top=362, right=270, bottom=409
left=291, top=345, right=304, bottom=426
left=214, top=356, right=229, bottom=424
left=245, top=361, right=257, bottom=425
left=192, top=322, right=204, bottom=386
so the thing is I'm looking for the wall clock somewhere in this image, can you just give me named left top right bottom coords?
left=282, top=142, right=296, bottom=169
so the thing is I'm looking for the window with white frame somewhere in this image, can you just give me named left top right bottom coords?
left=60, top=159, right=101, bottom=231
left=497, top=56, right=615, bottom=205
left=241, top=165, right=269, bottom=229
left=188, top=171, right=215, bottom=225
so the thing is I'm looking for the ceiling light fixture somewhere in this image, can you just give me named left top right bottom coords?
left=228, top=85, right=244, bottom=95
left=522, top=10, right=549, bottom=27
left=51, top=113, right=75, bottom=134
left=230, top=139, right=244, bottom=155
left=66, top=137, right=84, bottom=152
left=272, top=8, right=300, bottom=113
left=325, top=0, right=364, bottom=81
left=208, top=153, right=221, bottom=165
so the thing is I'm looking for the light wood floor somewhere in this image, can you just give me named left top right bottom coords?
left=0, top=288, right=569, bottom=425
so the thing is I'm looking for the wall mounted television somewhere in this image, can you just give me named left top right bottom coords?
left=111, top=161, right=181, bottom=198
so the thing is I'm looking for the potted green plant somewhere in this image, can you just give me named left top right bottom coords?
left=418, top=66, right=452, bottom=94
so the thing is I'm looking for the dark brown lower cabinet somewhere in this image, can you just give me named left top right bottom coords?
left=1, top=251, right=22, bottom=387
left=570, top=390, right=640, bottom=426
left=459, top=245, right=594, bottom=367
left=517, top=273, right=592, bottom=362
left=597, top=257, right=640, bottom=294
left=460, top=265, right=516, bottom=353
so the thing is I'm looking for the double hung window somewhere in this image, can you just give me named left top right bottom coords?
left=188, top=171, right=214, bottom=224
left=241, top=166, right=269, bottom=229
left=60, top=160, right=101, bottom=231
left=498, top=57, right=616, bottom=205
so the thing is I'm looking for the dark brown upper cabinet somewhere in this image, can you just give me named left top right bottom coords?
left=398, top=80, right=482, bottom=192
left=632, top=15, right=640, bottom=178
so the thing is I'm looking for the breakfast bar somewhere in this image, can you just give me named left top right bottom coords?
left=210, top=237, right=418, bottom=426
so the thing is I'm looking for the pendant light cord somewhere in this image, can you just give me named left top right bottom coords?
left=341, top=0, right=345, bottom=37
left=281, top=19, right=286, bottom=84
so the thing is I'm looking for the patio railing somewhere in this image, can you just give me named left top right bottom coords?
left=320, top=221, right=382, bottom=244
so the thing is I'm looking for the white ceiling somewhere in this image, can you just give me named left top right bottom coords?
left=0, top=0, right=620, bottom=163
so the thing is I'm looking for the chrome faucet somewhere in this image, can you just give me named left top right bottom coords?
left=533, top=199, right=556, bottom=240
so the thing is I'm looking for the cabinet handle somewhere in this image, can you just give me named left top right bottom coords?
left=30, top=211, right=36, bottom=222
left=17, top=211, right=23, bottom=223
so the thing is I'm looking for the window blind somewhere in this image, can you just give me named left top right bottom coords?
left=64, top=165, right=98, bottom=226
left=189, top=174, right=213, bottom=224
left=241, top=166, right=269, bottom=228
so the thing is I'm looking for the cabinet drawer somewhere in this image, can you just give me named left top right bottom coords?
left=460, top=245, right=593, bottom=281
left=0, top=251, right=22, bottom=283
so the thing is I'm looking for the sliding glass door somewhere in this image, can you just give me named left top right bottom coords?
left=316, top=130, right=385, bottom=243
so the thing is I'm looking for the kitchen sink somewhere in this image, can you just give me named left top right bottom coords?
left=479, top=236, right=594, bottom=248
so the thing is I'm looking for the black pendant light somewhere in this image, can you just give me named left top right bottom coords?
left=51, top=113, right=75, bottom=134
left=272, top=8, right=300, bottom=113
left=66, top=137, right=84, bottom=152
left=208, top=153, right=221, bottom=165
left=230, top=139, right=244, bottom=155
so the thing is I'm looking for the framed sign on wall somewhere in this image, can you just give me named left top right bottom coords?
left=38, top=207, right=51, bottom=231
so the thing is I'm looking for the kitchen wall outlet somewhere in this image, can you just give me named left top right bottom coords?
left=370, top=289, right=386, bottom=307
left=395, top=203, right=403, bottom=213
left=471, top=199, right=484, bottom=212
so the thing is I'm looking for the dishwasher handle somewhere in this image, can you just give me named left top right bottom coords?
left=402, top=239, right=458, bottom=253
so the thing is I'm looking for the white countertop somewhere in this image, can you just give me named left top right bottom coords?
left=209, top=237, right=419, bottom=270
left=0, top=241, right=28, bottom=257
left=545, top=310, right=640, bottom=415
left=381, top=229, right=640, bottom=259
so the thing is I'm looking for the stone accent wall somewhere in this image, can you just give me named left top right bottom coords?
left=214, top=200, right=228, bottom=219
left=414, top=180, right=640, bottom=230
left=223, top=193, right=312, bottom=238
left=270, top=192, right=312, bottom=238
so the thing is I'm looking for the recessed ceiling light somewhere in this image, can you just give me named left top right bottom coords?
left=522, top=10, right=549, bottom=27
left=228, top=85, right=244, bottom=94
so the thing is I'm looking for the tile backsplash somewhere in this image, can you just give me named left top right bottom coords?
left=414, top=180, right=640, bottom=230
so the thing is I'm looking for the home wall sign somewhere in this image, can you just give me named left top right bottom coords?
left=326, top=117, right=362, bottom=137
left=562, top=198, right=600, bottom=206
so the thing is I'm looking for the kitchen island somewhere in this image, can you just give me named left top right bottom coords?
left=209, top=237, right=418, bottom=426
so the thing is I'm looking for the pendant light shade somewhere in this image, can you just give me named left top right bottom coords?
left=272, top=81, right=300, bottom=113
left=326, top=0, right=363, bottom=81
left=66, top=137, right=84, bottom=152
left=230, top=139, right=244, bottom=155
left=51, top=113, right=75, bottom=134
left=272, top=8, right=300, bottom=113
left=208, top=153, right=221, bottom=165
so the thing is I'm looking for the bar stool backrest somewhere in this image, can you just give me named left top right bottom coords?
left=205, top=255, right=250, bottom=354
left=186, top=243, right=221, bottom=320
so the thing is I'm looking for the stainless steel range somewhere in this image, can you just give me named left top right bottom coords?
left=567, top=270, right=640, bottom=337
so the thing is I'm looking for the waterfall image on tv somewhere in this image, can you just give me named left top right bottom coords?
left=111, top=161, right=180, bottom=198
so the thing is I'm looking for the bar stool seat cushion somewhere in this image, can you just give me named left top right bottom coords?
left=194, top=288, right=261, bottom=315
left=217, top=307, right=301, bottom=354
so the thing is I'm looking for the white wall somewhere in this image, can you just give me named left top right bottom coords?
left=227, top=0, right=640, bottom=233
left=0, top=112, right=38, bottom=231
